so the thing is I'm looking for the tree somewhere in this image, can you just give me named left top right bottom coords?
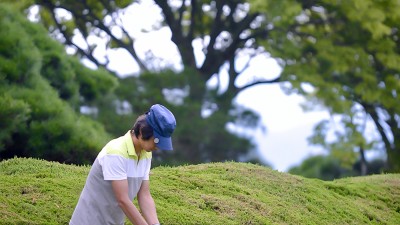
left=288, top=154, right=385, bottom=181
left=288, top=155, right=353, bottom=181
left=251, top=0, right=400, bottom=172
left=18, top=0, right=276, bottom=164
left=0, top=3, right=117, bottom=164
left=13, top=0, right=399, bottom=171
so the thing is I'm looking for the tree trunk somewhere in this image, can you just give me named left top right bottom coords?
left=359, top=146, right=367, bottom=176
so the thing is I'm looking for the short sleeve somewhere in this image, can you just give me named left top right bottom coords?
left=101, top=154, right=127, bottom=180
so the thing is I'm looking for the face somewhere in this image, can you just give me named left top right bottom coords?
left=139, top=136, right=159, bottom=152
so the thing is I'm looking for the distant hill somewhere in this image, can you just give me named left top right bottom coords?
left=0, top=158, right=399, bottom=224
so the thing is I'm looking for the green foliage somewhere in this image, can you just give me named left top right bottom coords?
left=0, top=0, right=35, bottom=12
left=0, top=3, right=115, bottom=164
left=1, top=158, right=399, bottom=224
left=251, top=0, right=400, bottom=172
left=69, top=57, right=118, bottom=103
left=289, top=154, right=387, bottom=181
left=250, top=0, right=302, bottom=26
left=288, top=155, right=356, bottom=181
left=0, top=10, right=41, bottom=85
left=0, top=94, right=30, bottom=150
left=13, top=5, right=119, bottom=108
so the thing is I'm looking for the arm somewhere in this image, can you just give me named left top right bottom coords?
left=137, top=180, right=160, bottom=225
left=111, top=179, right=148, bottom=225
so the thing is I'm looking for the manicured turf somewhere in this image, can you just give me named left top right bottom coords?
left=1, top=158, right=399, bottom=224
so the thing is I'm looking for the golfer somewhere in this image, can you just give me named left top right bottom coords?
left=70, top=104, right=176, bottom=225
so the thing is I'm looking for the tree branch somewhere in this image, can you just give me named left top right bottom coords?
left=40, top=1, right=105, bottom=69
left=155, top=0, right=196, bottom=68
left=238, top=77, right=282, bottom=92
left=81, top=0, right=148, bottom=72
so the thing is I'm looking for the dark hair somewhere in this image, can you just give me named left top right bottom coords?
left=131, top=113, right=153, bottom=140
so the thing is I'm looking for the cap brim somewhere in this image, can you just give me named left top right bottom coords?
left=154, top=131, right=173, bottom=151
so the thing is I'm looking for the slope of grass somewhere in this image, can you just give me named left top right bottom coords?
left=0, top=157, right=399, bottom=225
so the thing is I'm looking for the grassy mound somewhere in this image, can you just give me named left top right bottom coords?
left=0, top=158, right=399, bottom=224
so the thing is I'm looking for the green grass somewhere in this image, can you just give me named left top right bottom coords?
left=0, top=158, right=399, bottom=225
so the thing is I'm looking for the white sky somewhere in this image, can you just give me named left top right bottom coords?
left=235, top=79, right=329, bottom=171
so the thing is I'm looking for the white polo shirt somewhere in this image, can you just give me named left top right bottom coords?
left=70, top=131, right=152, bottom=225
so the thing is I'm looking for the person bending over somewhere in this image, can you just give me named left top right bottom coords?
left=70, top=104, right=176, bottom=225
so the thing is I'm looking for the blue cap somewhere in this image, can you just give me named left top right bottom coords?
left=146, top=104, right=176, bottom=150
